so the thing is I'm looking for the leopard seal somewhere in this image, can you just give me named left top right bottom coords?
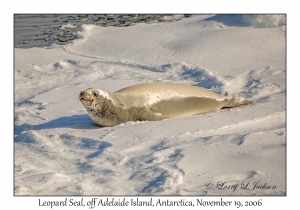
left=79, top=83, right=253, bottom=127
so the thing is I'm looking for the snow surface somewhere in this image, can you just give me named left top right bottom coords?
left=14, top=15, right=286, bottom=196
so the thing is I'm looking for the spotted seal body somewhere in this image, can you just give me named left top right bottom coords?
left=79, top=83, right=252, bottom=126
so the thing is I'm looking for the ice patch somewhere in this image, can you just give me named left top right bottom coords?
left=206, top=15, right=286, bottom=28
left=60, top=23, right=78, bottom=30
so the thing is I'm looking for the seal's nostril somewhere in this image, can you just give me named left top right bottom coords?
left=80, top=91, right=84, bottom=96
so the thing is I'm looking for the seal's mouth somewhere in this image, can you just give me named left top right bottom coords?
left=79, top=91, right=95, bottom=105
left=79, top=96, right=95, bottom=104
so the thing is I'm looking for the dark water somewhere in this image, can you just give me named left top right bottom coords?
left=14, top=14, right=192, bottom=49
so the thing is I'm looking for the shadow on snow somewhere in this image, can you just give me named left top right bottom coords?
left=14, top=114, right=100, bottom=139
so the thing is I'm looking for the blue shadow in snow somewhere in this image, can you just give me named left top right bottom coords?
left=14, top=114, right=101, bottom=136
left=142, top=171, right=168, bottom=193
left=205, top=15, right=254, bottom=27
left=86, top=141, right=113, bottom=159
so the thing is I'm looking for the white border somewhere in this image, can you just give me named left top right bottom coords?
left=4, top=0, right=296, bottom=209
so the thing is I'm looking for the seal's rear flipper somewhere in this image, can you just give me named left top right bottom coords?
left=244, top=100, right=255, bottom=105
left=224, top=96, right=254, bottom=108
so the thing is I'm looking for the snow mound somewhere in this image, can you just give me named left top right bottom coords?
left=126, top=62, right=225, bottom=89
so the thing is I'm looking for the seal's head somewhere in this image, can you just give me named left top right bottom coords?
left=79, top=88, right=119, bottom=126
left=79, top=88, right=98, bottom=107
left=79, top=88, right=110, bottom=107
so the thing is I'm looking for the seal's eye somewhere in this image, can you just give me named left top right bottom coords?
left=93, top=92, right=98, bottom=97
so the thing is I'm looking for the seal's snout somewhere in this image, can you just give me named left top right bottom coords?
left=79, top=89, right=95, bottom=106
